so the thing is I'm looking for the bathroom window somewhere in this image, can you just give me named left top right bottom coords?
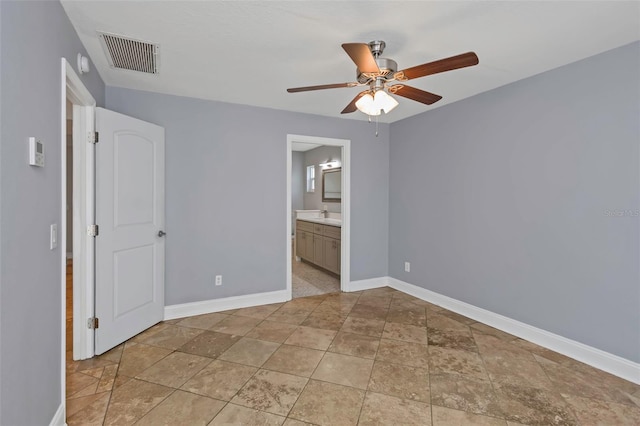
left=306, top=165, right=315, bottom=193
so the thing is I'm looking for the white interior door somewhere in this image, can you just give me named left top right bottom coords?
left=95, top=107, right=165, bottom=354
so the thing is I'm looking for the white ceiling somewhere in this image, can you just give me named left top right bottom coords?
left=61, top=1, right=639, bottom=123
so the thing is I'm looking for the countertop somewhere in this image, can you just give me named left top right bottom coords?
left=297, top=217, right=342, bottom=227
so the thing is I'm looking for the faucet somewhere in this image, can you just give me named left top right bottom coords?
left=320, top=210, right=328, bottom=218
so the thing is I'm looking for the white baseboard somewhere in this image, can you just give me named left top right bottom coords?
left=164, top=290, right=290, bottom=321
left=347, top=276, right=388, bottom=292
left=347, top=275, right=639, bottom=385
left=49, top=403, right=66, bottom=426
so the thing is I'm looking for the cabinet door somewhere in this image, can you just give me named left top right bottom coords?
left=313, top=234, right=324, bottom=267
left=323, top=237, right=340, bottom=274
left=305, top=231, right=315, bottom=262
left=296, top=231, right=306, bottom=259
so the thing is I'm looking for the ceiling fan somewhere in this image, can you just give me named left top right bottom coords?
left=287, top=40, right=479, bottom=116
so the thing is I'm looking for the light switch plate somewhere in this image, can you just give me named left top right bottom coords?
left=50, top=224, right=57, bottom=250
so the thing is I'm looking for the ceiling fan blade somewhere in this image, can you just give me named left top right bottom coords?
left=341, top=91, right=368, bottom=114
left=342, top=43, right=380, bottom=74
left=395, top=52, right=479, bottom=81
left=388, top=85, right=442, bottom=105
left=287, top=82, right=356, bottom=93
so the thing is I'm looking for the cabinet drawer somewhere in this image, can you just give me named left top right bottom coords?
left=323, top=225, right=341, bottom=240
left=313, top=224, right=323, bottom=234
left=296, top=220, right=314, bottom=232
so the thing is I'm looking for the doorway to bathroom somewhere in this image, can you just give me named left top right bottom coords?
left=286, top=134, right=351, bottom=300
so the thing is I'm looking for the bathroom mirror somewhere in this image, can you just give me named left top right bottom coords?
left=322, top=168, right=341, bottom=202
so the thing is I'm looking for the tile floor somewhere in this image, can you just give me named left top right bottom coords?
left=292, top=257, right=340, bottom=298
left=292, top=239, right=340, bottom=298
left=65, top=287, right=640, bottom=425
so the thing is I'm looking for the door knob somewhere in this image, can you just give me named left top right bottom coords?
left=158, top=230, right=166, bottom=237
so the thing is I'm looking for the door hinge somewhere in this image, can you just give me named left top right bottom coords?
left=87, top=224, right=99, bottom=237
left=88, top=131, right=99, bottom=144
left=87, top=317, right=99, bottom=329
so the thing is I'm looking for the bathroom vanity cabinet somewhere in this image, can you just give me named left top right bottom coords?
left=296, top=220, right=341, bottom=275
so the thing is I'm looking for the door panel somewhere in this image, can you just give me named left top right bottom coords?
left=114, top=134, right=155, bottom=226
left=304, top=231, right=314, bottom=262
left=323, top=237, right=339, bottom=274
left=95, top=108, right=165, bottom=355
left=113, top=245, right=155, bottom=316
left=313, top=234, right=324, bottom=267
left=296, top=231, right=306, bottom=258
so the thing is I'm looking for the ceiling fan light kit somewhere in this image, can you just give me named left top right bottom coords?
left=355, top=90, right=399, bottom=116
left=287, top=40, right=479, bottom=120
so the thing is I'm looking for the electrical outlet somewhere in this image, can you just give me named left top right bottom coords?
left=404, top=262, right=410, bottom=272
left=215, top=275, right=222, bottom=286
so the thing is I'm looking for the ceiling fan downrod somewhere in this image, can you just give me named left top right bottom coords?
left=368, top=40, right=386, bottom=58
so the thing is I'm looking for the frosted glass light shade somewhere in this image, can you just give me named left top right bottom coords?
left=374, top=90, right=399, bottom=113
left=355, top=90, right=399, bottom=116
left=355, top=93, right=380, bottom=116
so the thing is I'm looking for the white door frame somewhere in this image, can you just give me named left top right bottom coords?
left=60, top=58, right=96, bottom=389
left=286, top=134, right=351, bottom=297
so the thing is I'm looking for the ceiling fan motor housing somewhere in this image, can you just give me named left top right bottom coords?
left=357, top=57, right=398, bottom=83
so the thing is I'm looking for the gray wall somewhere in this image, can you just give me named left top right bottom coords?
left=0, top=1, right=105, bottom=424
left=389, top=42, right=640, bottom=362
left=291, top=151, right=305, bottom=233
left=303, top=145, right=342, bottom=213
left=106, top=87, right=390, bottom=305
left=0, top=3, right=3, bottom=420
